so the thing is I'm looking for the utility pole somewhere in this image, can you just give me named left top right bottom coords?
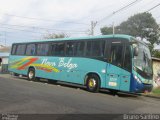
left=4, top=31, right=6, bottom=46
left=112, top=21, right=115, bottom=35
left=90, top=21, right=97, bottom=36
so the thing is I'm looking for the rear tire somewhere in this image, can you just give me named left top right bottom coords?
left=27, top=68, right=37, bottom=81
left=86, top=74, right=100, bottom=92
left=13, top=73, right=19, bottom=76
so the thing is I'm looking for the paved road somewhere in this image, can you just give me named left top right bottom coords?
left=0, top=74, right=160, bottom=114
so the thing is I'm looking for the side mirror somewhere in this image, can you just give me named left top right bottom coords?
left=134, top=47, right=138, bottom=56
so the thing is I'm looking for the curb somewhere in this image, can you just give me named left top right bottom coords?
left=141, top=94, right=160, bottom=99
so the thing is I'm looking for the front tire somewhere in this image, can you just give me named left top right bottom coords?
left=86, top=74, right=100, bottom=92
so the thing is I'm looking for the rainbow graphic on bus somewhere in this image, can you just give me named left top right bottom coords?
left=10, top=57, right=60, bottom=73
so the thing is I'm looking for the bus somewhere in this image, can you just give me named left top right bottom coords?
left=8, top=34, right=153, bottom=93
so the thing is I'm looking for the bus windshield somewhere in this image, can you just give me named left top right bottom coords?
left=133, top=42, right=153, bottom=79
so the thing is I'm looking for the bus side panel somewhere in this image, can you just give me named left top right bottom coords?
left=60, top=57, right=106, bottom=87
left=34, top=57, right=61, bottom=80
left=42, top=57, right=107, bottom=87
left=8, top=55, right=29, bottom=75
left=9, top=56, right=107, bottom=88
left=106, top=64, right=121, bottom=90
left=106, top=64, right=131, bottom=92
left=120, top=70, right=131, bottom=92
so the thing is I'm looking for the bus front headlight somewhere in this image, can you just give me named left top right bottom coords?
left=134, top=75, right=142, bottom=84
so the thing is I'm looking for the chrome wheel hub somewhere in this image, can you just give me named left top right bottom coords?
left=29, top=71, right=34, bottom=79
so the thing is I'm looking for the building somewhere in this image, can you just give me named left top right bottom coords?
left=152, top=57, right=160, bottom=88
left=0, top=52, right=10, bottom=73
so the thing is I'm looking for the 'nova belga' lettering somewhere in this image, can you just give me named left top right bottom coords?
left=58, top=58, right=78, bottom=70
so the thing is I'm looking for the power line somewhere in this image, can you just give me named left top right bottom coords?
left=146, top=3, right=160, bottom=12
left=0, top=23, right=87, bottom=33
left=0, top=26, right=87, bottom=35
left=0, top=26, right=44, bottom=34
left=98, top=0, right=142, bottom=23
left=0, top=12, right=89, bottom=26
left=6, top=34, right=40, bottom=39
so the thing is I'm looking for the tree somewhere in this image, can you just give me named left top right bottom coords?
left=152, top=50, right=160, bottom=58
left=101, top=12, right=160, bottom=57
left=43, top=33, right=69, bottom=39
left=117, top=13, right=159, bottom=45
left=101, top=26, right=113, bottom=35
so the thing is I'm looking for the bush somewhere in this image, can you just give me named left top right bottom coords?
left=152, top=50, right=160, bottom=58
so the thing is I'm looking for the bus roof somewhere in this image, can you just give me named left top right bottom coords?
left=13, top=34, right=135, bottom=44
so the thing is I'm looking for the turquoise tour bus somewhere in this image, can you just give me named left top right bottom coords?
left=8, top=34, right=153, bottom=93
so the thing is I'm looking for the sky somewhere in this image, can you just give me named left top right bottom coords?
left=0, top=0, right=160, bottom=47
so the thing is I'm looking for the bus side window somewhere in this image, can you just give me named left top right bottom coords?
left=86, top=41, right=92, bottom=56
left=11, top=45, right=17, bottom=55
left=26, top=44, right=36, bottom=56
left=110, top=44, right=123, bottom=67
left=37, top=43, right=49, bottom=56
left=124, top=46, right=131, bottom=71
left=74, top=42, right=85, bottom=56
left=54, top=43, right=65, bottom=56
left=66, top=42, right=74, bottom=56
left=16, top=44, right=26, bottom=55
left=92, top=41, right=105, bottom=57
left=86, top=41, right=105, bottom=57
left=51, top=44, right=56, bottom=56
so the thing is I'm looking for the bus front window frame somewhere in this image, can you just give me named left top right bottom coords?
left=133, top=42, right=153, bottom=79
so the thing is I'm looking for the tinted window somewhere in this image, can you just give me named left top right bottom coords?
left=124, top=45, right=131, bottom=71
left=66, top=42, right=74, bottom=56
left=74, top=42, right=85, bottom=56
left=52, top=43, right=65, bottom=56
left=110, top=43, right=123, bottom=67
left=50, top=44, right=56, bottom=56
left=92, top=41, right=105, bottom=57
left=26, top=44, right=36, bottom=55
left=16, top=44, right=26, bottom=55
left=86, top=40, right=105, bottom=57
left=86, top=41, right=92, bottom=56
left=11, top=45, right=17, bottom=55
left=37, top=43, right=49, bottom=56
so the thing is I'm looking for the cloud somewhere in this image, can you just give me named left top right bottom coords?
left=0, top=0, right=159, bottom=45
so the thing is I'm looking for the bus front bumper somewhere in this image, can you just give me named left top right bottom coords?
left=135, top=83, right=153, bottom=93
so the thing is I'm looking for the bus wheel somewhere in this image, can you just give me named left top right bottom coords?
left=86, top=74, right=100, bottom=92
left=27, top=68, right=37, bottom=81
left=13, top=73, right=19, bottom=76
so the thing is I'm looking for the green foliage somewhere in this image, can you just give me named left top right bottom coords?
left=100, top=12, right=160, bottom=51
left=101, top=27, right=113, bottom=35
left=152, top=50, right=160, bottom=58
left=118, top=12, right=159, bottom=45
left=43, top=33, right=69, bottom=39
left=152, top=88, right=160, bottom=94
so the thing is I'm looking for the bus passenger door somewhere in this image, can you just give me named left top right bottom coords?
left=106, top=40, right=124, bottom=90
left=119, top=45, right=131, bottom=92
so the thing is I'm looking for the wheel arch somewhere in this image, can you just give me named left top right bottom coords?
left=28, top=66, right=36, bottom=70
left=27, top=66, right=36, bottom=75
left=84, top=72, right=101, bottom=86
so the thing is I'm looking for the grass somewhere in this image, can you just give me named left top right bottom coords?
left=143, top=88, right=160, bottom=98
left=145, top=88, right=160, bottom=97
left=152, top=88, right=160, bottom=94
